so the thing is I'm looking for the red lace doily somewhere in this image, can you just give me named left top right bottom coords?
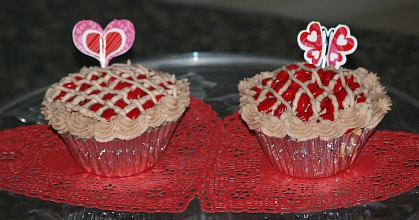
left=0, top=97, right=222, bottom=213
left=1, top=100, right=418, bottom=214
left=200, top=113, right=419, bottom=213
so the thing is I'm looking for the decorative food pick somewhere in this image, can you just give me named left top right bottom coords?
left=297, top=21, right=357, bottom=69
left=238, top=20, right=391, bottom=178
left=72, top=19, right=135, bottom=67
left=43, top=19, right=191, bottom=177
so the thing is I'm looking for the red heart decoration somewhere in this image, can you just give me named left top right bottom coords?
left=84, top=31, right=123, bottom=57
left=297, top=21, right=325, bottom=66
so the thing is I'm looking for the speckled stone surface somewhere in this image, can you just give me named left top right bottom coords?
left=1, top=0, right=418, bottom=104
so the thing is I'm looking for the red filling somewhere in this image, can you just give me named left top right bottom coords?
left=53, top=71, right=173, bottom=122
left=253, top=63, right=366, bottom=123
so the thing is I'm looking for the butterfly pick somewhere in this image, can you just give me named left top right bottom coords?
left=297, top=21, right=357, bottom=69
left=72, top=19, right=135, bottom=68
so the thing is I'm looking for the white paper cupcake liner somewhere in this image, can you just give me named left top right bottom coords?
left=61, top=120, right=180, bottom=177
left=255, top=128, right=375, bottom=178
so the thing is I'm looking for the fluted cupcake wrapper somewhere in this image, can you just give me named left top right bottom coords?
left=255, top=128, right=375, bottom=178
left=61, top=120, right=180, bottom=177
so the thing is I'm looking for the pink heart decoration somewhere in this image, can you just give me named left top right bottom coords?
left=73, top=19, right=135, bottom=67
left=327, top=24, right=357, bottom=68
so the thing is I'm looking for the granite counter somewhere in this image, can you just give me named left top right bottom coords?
left=1, top=0, right=418, bottom=103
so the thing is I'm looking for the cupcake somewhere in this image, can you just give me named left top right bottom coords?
left=238, top=62, right=391, bottom=178
left=42, top=62, right=190, bottom=177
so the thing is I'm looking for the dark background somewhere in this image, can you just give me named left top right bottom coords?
left=1, top=0, right=418, bottom=104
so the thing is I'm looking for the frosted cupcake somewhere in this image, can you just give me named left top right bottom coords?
left=42, top=62, right=190, bottom=177
left=238, top=62, right=391, bottom=178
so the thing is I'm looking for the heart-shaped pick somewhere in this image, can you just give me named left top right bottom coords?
left=72, top=19, right=135, bottom=67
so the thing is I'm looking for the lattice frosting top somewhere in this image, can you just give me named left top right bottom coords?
left=42, top=62, right=190, bottom=142
left=238, top=62, right=391, bottom=141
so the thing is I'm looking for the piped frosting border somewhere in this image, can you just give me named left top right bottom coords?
left=238, top=63, right=391, bottom=141
left=42, top=63, right=190, bottom=142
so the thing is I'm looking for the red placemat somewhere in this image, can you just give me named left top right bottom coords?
left=0, top=97, right=223, bottom=213
left=200, top=112, right=419, bottom=213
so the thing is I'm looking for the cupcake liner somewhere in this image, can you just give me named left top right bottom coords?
left=61, top=120, right=180, bottom=177
left=255, top=128, right=375, bottom=178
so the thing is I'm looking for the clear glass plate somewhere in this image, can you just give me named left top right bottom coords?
left=0, top=52, right=418, bottom=219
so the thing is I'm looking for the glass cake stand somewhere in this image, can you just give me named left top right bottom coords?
left=0, top=52, right=418, bottom=219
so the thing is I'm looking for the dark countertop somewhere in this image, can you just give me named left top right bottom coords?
left=1, top=0, right=419, bottom=104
